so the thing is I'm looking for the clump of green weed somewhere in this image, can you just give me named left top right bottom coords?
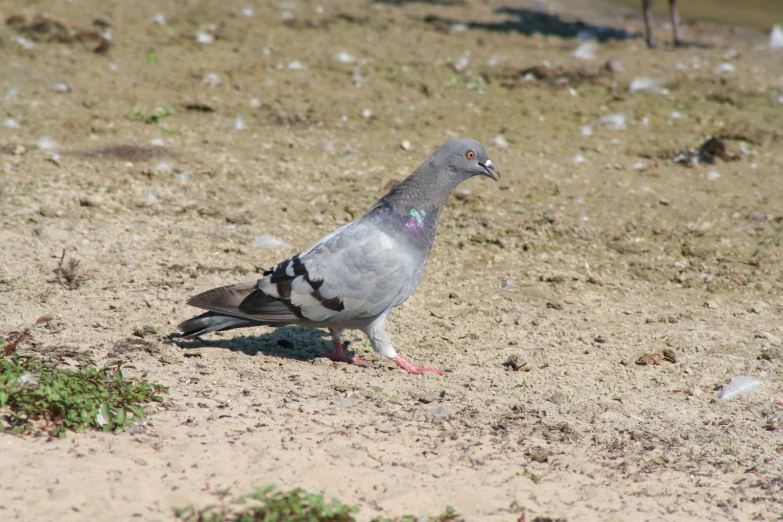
left=0, top=317, right=166, bottom=438
left=174, top=486, right=358, bottom=522
left=174, top=485, right=464, bottom=522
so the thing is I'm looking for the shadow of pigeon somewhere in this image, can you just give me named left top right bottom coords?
left=421, top=7, right=639, bottom=41
left=171, top=326, right=370, bottom=362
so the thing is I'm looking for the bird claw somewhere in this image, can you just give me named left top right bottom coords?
left=390, top=355, right=445, bottom=375
left=320, top=351, right=373, bottom=366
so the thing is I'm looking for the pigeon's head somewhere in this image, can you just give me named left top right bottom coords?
left=436, top=139, right=500, bottom=182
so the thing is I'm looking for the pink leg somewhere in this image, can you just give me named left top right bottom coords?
left=390, top=355, right=445, bottom=375
left=320, top=328, right=372, bottom=366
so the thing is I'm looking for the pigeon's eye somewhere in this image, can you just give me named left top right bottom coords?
left=465, top=150, right=476, bottom=160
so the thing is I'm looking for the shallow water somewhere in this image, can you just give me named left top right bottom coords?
left=611, top=0, right=783, bottom=30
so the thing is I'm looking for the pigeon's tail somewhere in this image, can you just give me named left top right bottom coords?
left=177, top=312, right=263, bottom=339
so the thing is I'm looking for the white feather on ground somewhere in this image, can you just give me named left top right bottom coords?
left=719, top=376, right=762, bottom=400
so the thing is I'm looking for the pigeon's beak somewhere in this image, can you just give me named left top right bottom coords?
left=479, top=159, right=500, bottom=181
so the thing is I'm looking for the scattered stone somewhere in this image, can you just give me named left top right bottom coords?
left=233, top=115, right=248, bottom=131
left=594, top=411, right=622, bottom=423
left=159, top=354, right=181, bottom=365
left=252, top=234, right=291, bottom=248
left=546, top=301, right=564, bottom=311
left=770, top=25, right=783, bottom=49
left=338, top=395, right=360, bottom=408
left=79, top=194, right=105, bottom=207
left=134, top=191, right=158, bottom=208
left=195, top=30, right=214, bottom=44
left=527, top=446, right=551, bottom=463
left=636, top=352, right=663, bottom=365
left=491, top=134, right=508, bottom=148
left=332, top=51, right=356, bottom=63
left=201, top=72, right=221, bottom=87
left=572, top=40, right=597, bottom=60
left=675, top=137, right=739, bottom=167
left=603, top=58, right=623, bottom=73
left=425, top=406, right=449, bottom=422
left=52, top=81, right=72, bottom=93
left=662, top=349, right=677, bottom=363
left=504, top=355, right=532, bottom=372
left=597, top=113, right=626, bottom=130
left=629, top=77, right=667, bottom=94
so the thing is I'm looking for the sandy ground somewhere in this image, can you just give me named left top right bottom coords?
left=2, top=0, right=783, bottom=520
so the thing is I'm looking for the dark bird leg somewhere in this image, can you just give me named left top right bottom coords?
left=321, top=328, right=372, bottom=366
left=642, top=0, right=656, bottom=47
left=390, top=355, right=445, bottom=375
left=669, top=0, right=683, bottom=46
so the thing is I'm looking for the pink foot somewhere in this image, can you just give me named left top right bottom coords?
left=320, top=329, right=372, bottom=366
left=390, top=355, right=445, bottom=375
left=321, top=350, right=372, bottom=366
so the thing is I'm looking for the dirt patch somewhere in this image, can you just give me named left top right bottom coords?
left=1, top=0, right=782, bottom=520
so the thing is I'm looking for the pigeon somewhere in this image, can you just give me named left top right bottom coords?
left=178, top=139, right=500, bottom=374
left=642, top=0, right=682, bottom=48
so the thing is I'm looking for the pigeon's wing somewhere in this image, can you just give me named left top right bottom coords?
left=187, top=220, right=421, bottom=325
left=185, top=280, right=302, bottom=323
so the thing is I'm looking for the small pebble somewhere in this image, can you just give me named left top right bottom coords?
left=134, top=191, right=159, bottom=207
left=37, top=137, right=59, bottom=150
left=80, top=194, right=105, bottom=207
left=338, top=395, right=360, bottom=408
left=196, top=30, right=215, bottom=44
left=629, top=77, right=667, bottom=94
left=572, top=40, right=597, bottom=60
left=594, top=411, right=622, bottom=423
left=233, top=115, right=248, bottom=131
left=491, top=135, right=508, bottom=148
left=635, top=353, right=663, bottom=365
left=597, top=113, right=627, bottom=130
left=52, top=81, right=72, bottom=93
left=253, top=234, right=291, bottom=248
left=503, top=355, right=532, bottom=372
left=603, top=58, right=623, bottom=73
left=333, top=51, right=356, bottom=63
left=202, top=72, right=221, bottom=87
left=425, top=406, right=449, bottom=422
left=770, top=25, right=783, bottom=49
